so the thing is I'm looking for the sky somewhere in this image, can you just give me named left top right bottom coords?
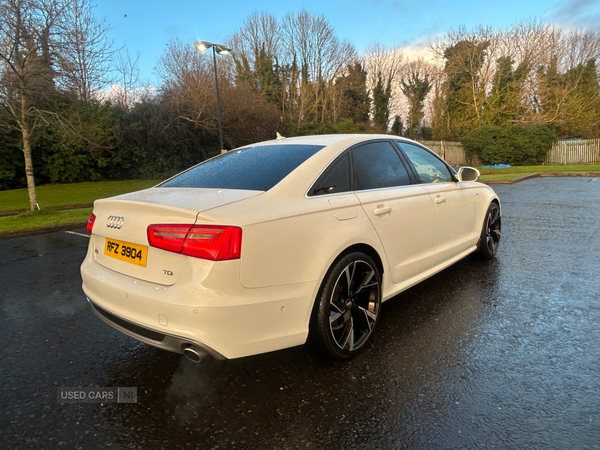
left=94, top=0, right=600, bottom=86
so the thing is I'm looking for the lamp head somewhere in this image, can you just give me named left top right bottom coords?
left=194, top=41, right=212, bottom=52
left=215, top=45, right=232, bottom=55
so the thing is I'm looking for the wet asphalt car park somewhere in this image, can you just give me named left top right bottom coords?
left=1, top=176, right=599, bottom=449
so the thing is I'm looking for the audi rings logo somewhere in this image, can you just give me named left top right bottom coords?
left=106, top=215, right=124, bottom=229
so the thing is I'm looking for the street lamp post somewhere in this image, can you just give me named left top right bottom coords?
left=194, top=41, right=232, bottom=154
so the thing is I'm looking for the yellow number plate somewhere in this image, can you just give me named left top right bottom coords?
left=104, top=238, right=148, bottom=267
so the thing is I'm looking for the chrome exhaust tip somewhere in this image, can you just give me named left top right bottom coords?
left=182, top=345, right=208, bottom=363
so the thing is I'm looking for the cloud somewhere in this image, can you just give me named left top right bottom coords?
left=97, top=84, right=157, bottom=107
left=545, top=0, right=600, bottom=31
left=396, top=32, right=445, bottom=62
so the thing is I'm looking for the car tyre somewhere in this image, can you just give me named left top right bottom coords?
left=477, top=202, right=501, bottom=259
left=310, top=252, right=382, bottom=360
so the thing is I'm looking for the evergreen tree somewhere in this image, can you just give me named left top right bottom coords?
left=391, top=115, right=404, bottom=136
left=400, top=70, right=431, bottom=138
left=337, top=63, right=370, bottom=123
left=537, top=58, right=600, bottom=138
left=435, top=39, right=490, bottom=139
left=254, top=46, right=281, bottom=105
left=483, top=56, right=529, bottom=126
left=372, top=73, right=392, bottom=130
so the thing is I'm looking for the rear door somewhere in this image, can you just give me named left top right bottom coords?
left=352, top=140, right=437, bottom=284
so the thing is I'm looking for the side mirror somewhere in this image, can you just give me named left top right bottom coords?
left=456, top=166, right=480, bottom=182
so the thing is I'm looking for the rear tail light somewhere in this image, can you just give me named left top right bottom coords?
left=147, top=224, right=242, bottom=261
left=87, top=213, right=96, bottom=234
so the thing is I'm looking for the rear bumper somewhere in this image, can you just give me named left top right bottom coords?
left=81, top=253, right=319, bottom=359
left=88, top=300, right=226, bottom=359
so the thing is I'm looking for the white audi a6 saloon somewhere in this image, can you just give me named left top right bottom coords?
left=81, top=134, right=501, bottom=361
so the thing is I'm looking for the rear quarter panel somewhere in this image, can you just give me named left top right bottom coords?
left=209, top=191, right=385, bottom=289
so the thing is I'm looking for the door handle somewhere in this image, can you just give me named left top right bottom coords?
left=434, top=197, right=446, bottom=204
left=373, top=207, right=391, bottom=216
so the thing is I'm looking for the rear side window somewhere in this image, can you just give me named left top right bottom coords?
left=310, top=152, right=351, bottom=196
left=160, top=144, right=324, bottom=191
left=353, top=141, right=412, bottom=190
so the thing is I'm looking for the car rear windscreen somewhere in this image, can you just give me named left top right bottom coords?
left=160, top=144, right=325, bottom=191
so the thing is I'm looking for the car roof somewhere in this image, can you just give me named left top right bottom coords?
left=248, top=134, right=417, bottom=148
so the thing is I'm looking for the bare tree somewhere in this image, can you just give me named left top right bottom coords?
left=56, top=0, right=114, bottom=102
left=0, top=0, right=65, bottom=210
left=362, top=43, right=405, bottom=127
left=156, top=39, right=279, bottom=148
left=281, top=10, right=357, bottom=128
left=228, top=11, right=281, bottom=75
left=497, top=21, right=600, bottom=131
left=112, top=48, right=140, bottom=111
left=281, top=10, right=355, bottom=84
left=563, top=30, right=600, bottom=70
left=228, top=12, right=284, bottom=110
left=502, top=20, right=548, bottom=67
left=362, top=43, right=405, bottom=93
left=156, top=39, right=227, bottom=136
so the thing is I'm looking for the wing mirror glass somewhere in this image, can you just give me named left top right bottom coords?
left=456, top=166, right=480, bottom=182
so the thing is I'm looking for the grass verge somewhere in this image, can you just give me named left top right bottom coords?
left=0, top=179, right=162, bottom=212
left=0, top=208, right=92, bottom=233
left=478, top=164, right=600, bottom=182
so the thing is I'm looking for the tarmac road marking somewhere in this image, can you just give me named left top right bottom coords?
left=64, top=231, right=90, bottom=238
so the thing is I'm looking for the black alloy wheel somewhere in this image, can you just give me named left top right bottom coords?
left=310, top=252, right=382, bottom=359
left=478, top=202, right=501, bottom=259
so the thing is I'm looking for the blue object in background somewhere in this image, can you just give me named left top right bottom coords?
left=481, top=164, right=512, bottom=169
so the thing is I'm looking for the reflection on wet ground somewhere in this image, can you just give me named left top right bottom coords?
left=1, top=177, right=599, bottom=449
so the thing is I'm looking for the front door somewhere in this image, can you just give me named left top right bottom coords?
left=397, top=142, right=479, bottom=266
